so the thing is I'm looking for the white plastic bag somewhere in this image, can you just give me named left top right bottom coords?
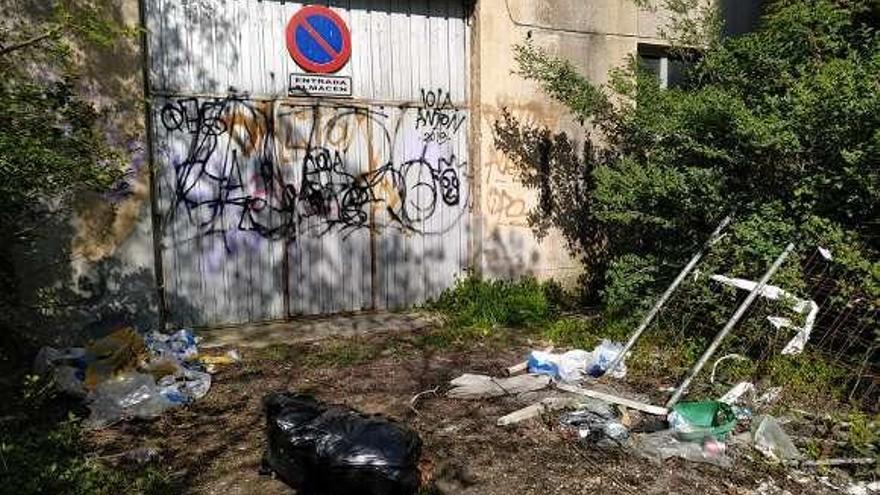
left=588, top=340, right=627, bottom=379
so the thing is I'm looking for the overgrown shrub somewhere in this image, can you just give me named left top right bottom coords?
left=499, top=0, right=880, bottom=315
left=494, top=1, right=880, bottom=407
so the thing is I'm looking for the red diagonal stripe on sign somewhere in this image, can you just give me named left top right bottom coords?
left=298, top=15, right=341, bottom=60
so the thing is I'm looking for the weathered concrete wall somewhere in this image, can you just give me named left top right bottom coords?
left=10, top=0, right=158, bottom=343
left=471, top=0, right=669, bottom=285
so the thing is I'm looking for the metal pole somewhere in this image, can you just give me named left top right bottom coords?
left=138, top=0, right=168, bottom=330
left=665, top=242, right=796, bottom=408
left=605, top=215, right=732, bottom=376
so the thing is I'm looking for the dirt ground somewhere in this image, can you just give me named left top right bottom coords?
left=91, top=327, right=849, bottom=495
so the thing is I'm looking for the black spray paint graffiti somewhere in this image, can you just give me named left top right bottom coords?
left=415, top=88, right=466, bottom=144
left=159, top=97, right=468, bottom=246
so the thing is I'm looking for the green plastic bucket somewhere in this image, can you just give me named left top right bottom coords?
left=670, top=401, right=738, bottom=441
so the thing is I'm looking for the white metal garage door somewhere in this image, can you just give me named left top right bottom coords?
left=146, top=0, right=471, bottom=326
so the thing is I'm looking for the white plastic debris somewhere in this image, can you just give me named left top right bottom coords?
left=527, top=340, right=628, bottom=382
left=631, top=429, right=733, bottom=468
left=720, top=381, right=756, bottom=405
left=710, top=274, right=819, bottom=355
left=752, top=415, right=801, bottom=462
left=755, top=387, right=783, bottom=408
left=86, top=372, right=175, bottom=429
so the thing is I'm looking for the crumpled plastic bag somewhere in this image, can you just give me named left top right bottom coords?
left=588, top=340, right=627, bottom=379
left=263, top=392, right=422, bottom=495
left=34, top=347, right=88, bottom=397
left=527, top=340, right=628, bottom=382
left=145, top=329, right=198, bottom=362
left=86, top=372, right=174, bottom=429
left=630, top=429, right=733, bottom=468
left=752, top=415, right=801, bottom=462
left=158, top=368, right=211, bottom=404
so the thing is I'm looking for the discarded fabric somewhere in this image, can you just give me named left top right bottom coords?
left=263, top=392, right=422, bottom=495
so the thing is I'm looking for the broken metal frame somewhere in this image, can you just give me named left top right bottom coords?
left=665, top=242, right=796, bottom=407
left=588, top=239, right=796, bottom=414
left=605, top=215, right=733, bottom=377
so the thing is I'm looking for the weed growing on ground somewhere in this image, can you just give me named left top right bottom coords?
left=301, top=340, right=382, bottom=367
left=427, top=275, right=564, bottom=331
left=0, top=376, right=172, bottom=495
left=847, top=411, right=879, bottom=461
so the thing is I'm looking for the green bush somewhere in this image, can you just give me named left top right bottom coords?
left=428, top=275, right=559, bottom=330
left=501, top=0, right=880, bottom=316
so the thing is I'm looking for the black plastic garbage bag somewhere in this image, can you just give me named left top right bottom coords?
left=263, top=392, right=423, bottom=495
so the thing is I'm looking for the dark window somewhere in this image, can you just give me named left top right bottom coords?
left=637, top=44, right=691, bottom=89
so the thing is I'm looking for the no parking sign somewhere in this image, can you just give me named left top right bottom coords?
left=286, top=5, right=352, bottom=74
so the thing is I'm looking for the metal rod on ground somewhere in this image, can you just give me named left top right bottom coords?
left=605, top=215, right=733, bottom=377
left=665, top=242, right=796, bottom=408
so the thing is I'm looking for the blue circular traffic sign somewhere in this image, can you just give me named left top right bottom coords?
left=286, top=6, right=352, bottom=74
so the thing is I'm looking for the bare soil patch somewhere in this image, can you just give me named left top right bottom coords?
left=91, top=328, right=842, bottom=494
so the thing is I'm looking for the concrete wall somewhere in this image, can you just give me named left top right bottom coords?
left=470, top=0, right=669, bottom=285
left=9, top=0, right=158, bottom=343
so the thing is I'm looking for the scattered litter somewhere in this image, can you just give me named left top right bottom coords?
left=561, top=408, right=630, bottom=442
left=505, top=361, right=528, bottom=376
left=145, top=328, right=199, bottom=362
left=630, top=429, right=733, bottom=468
left=87, top=372, right=174, bottom=429
left=497, top=397, right=575, bottom=426
left=846, top=481, right=880, bottom=495
left=719, top=381, right=756, bottom=405
left=263, top=392, right=422, bottom=495
left=157, top=367, right=212, bottom=404
left=527, top=340, right=627, bottom=382
left=34, top=346, right=86, bottom=375
left=34, top=347, right=89, bottom=397
left=201, top=349, right=242, bottom=366
left=34, top=326, right=224, bottom=428
left=528, top=349, right=592, bottom=382
left=125, top=446, right=161, bottom=464
left=755, top=387, right=783, bottom=408
left=801, top=457, right=876, bottom=468
left=84, top=327, right=148, bottom=389
left=409, top=386, right=440, bottom=416
left=668, top=401, right=737, bottom=441
left=556, top=383, right=668, bottom=416
left=447, top=373, right=550, bottom=399
left=818, top=247, right=833, bottom=260
left=752, top=415, right=801, bottom=462
left=710, top=354, right=749, bottom=384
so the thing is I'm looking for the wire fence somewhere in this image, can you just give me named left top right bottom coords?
left=631, top=244, right=879, bottom=412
